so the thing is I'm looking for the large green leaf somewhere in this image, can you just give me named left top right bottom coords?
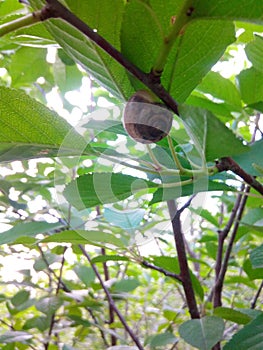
left=195, top=71, right=242, bottom=112
left=245, top=35, right=263, bottom=73
left=179, top=316, right=224, bottom=350
left=111, top=278, right=140, bottom=293
left=192, top=1, right=263, bottom=23
left=233, top=139, right=263, bottom=176
left=42, top=229, right=125, bottom=248
left=0, top=221, right=64, bottom=245
left=179, top=105, right=248, bottom=161
left=104, top=207, right=145, bottom=230
left=214, top=307, right=252, bottom=325
left=74, top=265, right=95, bottom=287
left=9, top=47, right=53, bottom=87
left=121, top=1, right=235, bottom=102
left=64, top=173, right=157, bottom=210
left=164, top=20, right=235, bottom=102
left=0, top=87, right=88, bottom=162
left=237, top=67, right=263, bottom=105
left=223, top=314, right=263, bottom=350
left=35, top=296, right=63, bottom=315
left=250, top=244, right=263, bottom=269
left=0, top=331, right=32, bottom=344
left=243, top=259, right=263, bottom=280
left=23, top=316, right=50, bottom=332
left=11, top=290, right=30, bottom=308
left=0, top=0, right=24, bottom=17
left=30, top=0, right=134, bottom=100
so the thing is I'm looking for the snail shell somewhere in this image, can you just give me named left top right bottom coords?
left=123, top=90, right=173, bottom=144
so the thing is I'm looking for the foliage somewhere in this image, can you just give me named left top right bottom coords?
left=0, top=0, right=263, bottom=350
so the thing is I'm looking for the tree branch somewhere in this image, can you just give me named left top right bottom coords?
left=213, top=184, right=245, bottom=303
left=216, top=157, right=263, bottom=196
left=167, top=199, right=200, bottom=319
left=213, top=185, right=250, bottom=308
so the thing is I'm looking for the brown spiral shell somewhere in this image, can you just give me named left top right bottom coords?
left=123, top=90, right=173, bottom=144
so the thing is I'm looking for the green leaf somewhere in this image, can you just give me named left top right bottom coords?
left=68, top=315, right=91, bottom=327
left=195, top=71, right=242, bottom=111
left=150, top=179, right=236, bottom=205
left=149, top=332, right=177, bottom=349
left=83, top=119, right=127, bottom=136
left=11, top=290, right=30, bottom=307
left=42, top=230, right=125, bottom=248
left=12, top=22, right=56, bottom=47
left=150, top=256, right=204, bottom=300
left=111, top=278, right=140, bottom=293
left=0, top=221, right=64, bottom=245
left=192, top=1, right=263, bottom=23
left=74, top=266, right=95, bottom=287
left=243, top=259, right=263, bottom=280
left=104, top=207, right=145, bottom=230
left=23, top=316, right=50, bottom=331
left=250, top=244, right=263, bottom=269
left=179, top=105, right=248, bottom=161
left=165, top=20, right=235, bottom=102
left=237, top=67, right=263, bottom=105
left=35, top=296, right=63, bottom=315
left=30, top=0, right=133, bottom=100
left=121, top=0, right=235, bottom=102
left=9, top=47, right=52, bottom=87
left=214, top=307, right=252, bottom=325
left=64, top=173, right=157, bottom=210
left=223, top=314, right=263, bottom=350
left=0, top=87, right=87, bottom=162
left=245, top=35, right=263, bottom=73
left=179, top=316, right=224, bottom=350
left=54, top=52, right=83, bottom=93
left=120, top=0, right=167, bottom=90
left=234, top=140, right=263, bottom=176
left=242, top=208, right=263, bottom=226
left=0, top=0, right=24, bottom=17
left=190, top=208, right=220, bottom=227
left=186, top=94, right=236, bottom=121
left=0, top=331, right=32, bottom=344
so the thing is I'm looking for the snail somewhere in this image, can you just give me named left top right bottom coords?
left=123, top=90, right=173, bottom=144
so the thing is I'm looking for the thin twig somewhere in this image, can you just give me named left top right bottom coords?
left=44, top=247, right=67, bottom=350
left=141, top=260, right=182, bottom=282
left=251, top=280, right=263, bottom=309
left=212, top=185, right=246, bottom=303
left=213, top=185, right=250, bottom=308
left=79, top=244, right=145, bottom=350
left=37, top=244, right=71, bottom=292
left=216, top=157, right=263, bottom=196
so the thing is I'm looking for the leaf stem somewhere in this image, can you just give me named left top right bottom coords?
left=159, top=178, right=193, bottom=188
left=152, top=0, right=194, bottom=76
left=168, top=135, right=186, bottom=173
left=146, top=144, right=163, bottom=170
left=0, top=12, right=41, bottom=37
